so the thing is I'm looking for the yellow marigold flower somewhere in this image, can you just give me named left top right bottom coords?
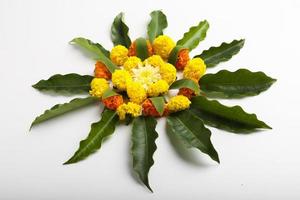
left=110, top=45, right=128, bottom=66
left=123, top=56, right=142, bottom=72
left=147, top=80, right=169, bottom=97
left=116, top=102, right=142, bottom=120
left=126, top=102, right=142, bottom=118
left=166, top=95, right=191, bottom=112
left=116, top=103, right=127, bottom=120
left=152, top=35, right=175, bottom=60
left=159, top=63, right=177, bottom=85
left=143, top=55, right=164, bottom=68
left=89, top=78, right=109, bottom=98
left=183, top=58, right=206, bottom=82
left=127, top=82, right=147, bottom=104
left=111, top=69, right=132, bottom=90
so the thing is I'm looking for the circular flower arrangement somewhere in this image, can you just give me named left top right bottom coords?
left=93, top=43, right=202, bottom=119
left=31, top=11, right=276, bottom=192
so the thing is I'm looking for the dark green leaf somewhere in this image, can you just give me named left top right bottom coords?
left=70, top=37, right=110, bottom=58
left=147, top=10, right=168, bottom=42
left=64, top=109, right=118, bottom=164
left=131, top=116, right=158, bottom=192
left=30, top=97, right=98, bottom=129
left=190, top=96, right=271, bottom=133
left=102, top=89, right=119, bottom=99
left=70, top=37, right=117, bottom=73
left=195, top=39, right=245, bottom=68
left=149, top=97, right=165, bottom=116
left=169, top=79, right=200, bottom=94
left=177, top=20, right=209, bottom=51
left=167, top=110, right=219, bottom=163
left=135, top=37, right=149, bottom=61
left=200, top=69, right=276, bottom=98
left=32, top=73, right=93, bottom=94
left=111, top=12, right=131, bottom=48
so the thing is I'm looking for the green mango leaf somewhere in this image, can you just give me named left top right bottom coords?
left=70, top=37, right=117, bottom=73
left=149, top=96, right=165, bottom=116
left=64, top=109, right=118, bottom=164
left=190, top=96, right=271, bottom=133
left=169, top=79, right=200, bottom=94
left=195, top=39, right=245, bottom=68
left=147, top=10, right=168, bottom=42
left=102, top=89, right=119, bottom=99
left=70, top=37, right=110, bottom=58
left=131, top=116, right=158, bottom=192
left=177, top=20, right=209, bottom=51
left=32, top=73, right=93, bottom=94
left=30, top=97, right=98, bottom=129
left=200, top=69, right=276, bottom=98
left=135, top=37, right=149, bottom=61
left=111, top=12, right=131, bottom=48
left=167, top=110, right=219, bottom=163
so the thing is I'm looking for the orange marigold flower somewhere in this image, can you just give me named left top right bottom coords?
left=175, top=49, right=190, bottom=70
left=94, top=61, right=111, bottom=79
left=142, top=99, right=161, bottom=117
left=128, top=40, right=154, bottom=57
left=162, top=108, right=170, bottom=116
left=142, top=99, right=169, bottom=117
left=102, top=95, right=123, bottom=110
left=142, top=99, right=160, bottom=117
left=178, top=87, right=196, bottom=99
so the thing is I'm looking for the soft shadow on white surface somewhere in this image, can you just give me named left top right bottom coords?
left=166, top=123, right=212, bottom=167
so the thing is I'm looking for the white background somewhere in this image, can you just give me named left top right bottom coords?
left=1, top=0, right=299, bottom=199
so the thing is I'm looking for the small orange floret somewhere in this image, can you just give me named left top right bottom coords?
left=175, top=49, right=190, bottom=70
left=162, top=107, right=170, bottom=116
left=102, top=95, right=123, bottom=110
left=128, top=40, right=154, bottom=57
left=178, top=87, right=196, bottom=99
left=142, top=99, right=160, bottom=117
left=128, top=42, right=136, bottom=56
left=94, top=61, right=111, bottom=80
left=142, top=99, right=170, bottom=117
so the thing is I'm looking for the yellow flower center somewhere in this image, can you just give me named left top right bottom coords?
left=132, top=63, right=161, bottom=89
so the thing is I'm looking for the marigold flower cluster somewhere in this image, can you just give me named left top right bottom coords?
left=116, top=102, right=142, bottom=120
left=89, top=35, right=206, bottom=120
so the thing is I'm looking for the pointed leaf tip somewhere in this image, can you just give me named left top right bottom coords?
left=131, top=116, right=158, bottom=192
left=64, top=110, right=118, bottom=164
left=177, top=20, right=209, bottom=51
left=147, top=10, right=168, bottom=42
left=190, top=96, right=272, bottom=133
left=32, top=73, right=93, bottom=94
left=199, top=69, right=276, bottom=98
left=111, top=12, right=131, bottom=48
left=30, top=97, right=98, bottom=129
left=195, top=39, right=245, bottom=68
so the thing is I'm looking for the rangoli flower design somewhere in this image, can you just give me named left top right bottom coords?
left=31, top=11, right=276, bottom=192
